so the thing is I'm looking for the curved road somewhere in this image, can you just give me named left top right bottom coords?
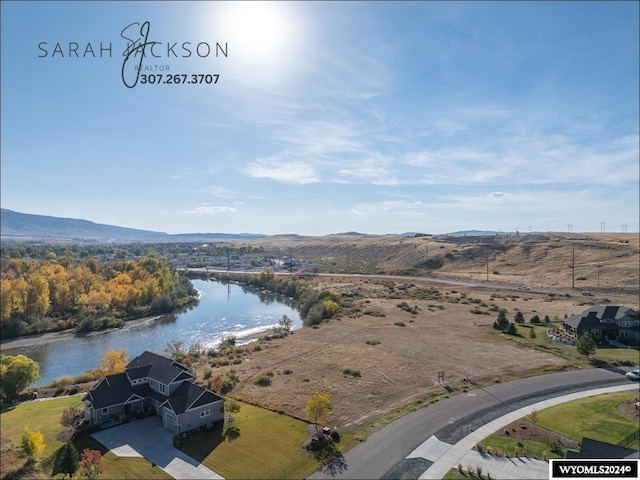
left=309, top=368, right=636, bottom=479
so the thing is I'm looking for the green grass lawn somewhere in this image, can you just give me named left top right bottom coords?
left=501, top=323, right=639, bottom=367
left=1, top=396, right=169, bottom=479
left=2, top=396, right=355, bottom=479
left=536, top=390, right=639, bottom=449
left=180, top=401, right=356, bottom=479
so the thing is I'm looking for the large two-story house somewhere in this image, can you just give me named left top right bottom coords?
left=84, top=351, right=224, bottom=434
left=563, top=306, right=639, bottom=344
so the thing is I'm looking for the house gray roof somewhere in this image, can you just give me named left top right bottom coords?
left=161, top=381, right=220, bottom=414
left=85, top=351, right=223, bottom=415
left=126, top=351, right=195, bottom=384
left=84, top=373, right=140, bottom=410
left=564, top=306, right=639, bottom=331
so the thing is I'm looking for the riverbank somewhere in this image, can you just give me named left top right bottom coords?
left=0, top=315, right=164, bottom=350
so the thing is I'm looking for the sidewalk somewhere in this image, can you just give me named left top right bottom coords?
left=414, top=383, right=639, bottom=479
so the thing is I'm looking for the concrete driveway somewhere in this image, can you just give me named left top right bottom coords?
left=91, top=416, right=223, bottom=479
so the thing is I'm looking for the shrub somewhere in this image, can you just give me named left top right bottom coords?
left=254, top=374, right=272, bottom=386
left=365, top=339, right=381, bottom=345
left=342, top=368, right=361, bottom=378
left=394, top=321, right=406, bottom=327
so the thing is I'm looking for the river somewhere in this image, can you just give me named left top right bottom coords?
left=2, top=279, right=301, bottom=386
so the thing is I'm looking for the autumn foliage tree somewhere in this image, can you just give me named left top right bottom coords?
left=305, top=392, right=333, bottom=431
left=1, top=256, right=196, bottom=339
left=80, top=448, right=104, bottom=479
left=99, top=349, right=128, bottom=376
left=21, top=426, right=45, bottom=462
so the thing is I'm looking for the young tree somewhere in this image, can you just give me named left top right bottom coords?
left=507, top=322, right=518, bottom=336
left=529, top=408, right=539, bottom=424
left=305, top=392, right=333, bottom=431
left=80, top=449, right=104, bottom=479
left=60, top=404, right=85, bottom=438
left=279, top=315, right=293, bottom=335
left=529, top=328, right=537, bottom=345
left=99, top=349, right=128, bottom=376
left=164, top=340, right=185, bottom=359
left=58, top=441, right=80, bottom=476
left=21, top=426, right=45, bottom=462
left=576, top=333, right=597, bottom=359
left=514, top=311, right=525, bottom=324
left=1, top=354, right=40, bottom=402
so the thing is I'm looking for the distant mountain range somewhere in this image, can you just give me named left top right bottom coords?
left=0, top=208, right=532, bottom=243
left=0, top=209, right=265, bottom=242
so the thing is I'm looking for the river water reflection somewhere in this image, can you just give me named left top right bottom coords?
left=3, top=279, right=301, bottom=386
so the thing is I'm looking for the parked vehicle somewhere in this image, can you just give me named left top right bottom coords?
left=518, top=285, right=530, bottom=290
left=626, top=369, right=640, bottom=381
left=582, top=292, right=595, bottom=297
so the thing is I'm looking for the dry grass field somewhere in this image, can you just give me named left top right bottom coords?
left=188, top=232, right=639, bottom=436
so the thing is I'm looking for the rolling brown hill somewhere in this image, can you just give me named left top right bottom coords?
left=244, top=232, right=639, bottom=296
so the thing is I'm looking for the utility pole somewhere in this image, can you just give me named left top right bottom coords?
left=486, top=245, right=489, bottom=282
left=571, top=241, right=575, bottom=289
left=289, top=247, right=293, bottom=273
left=346, top=245, right=350, bottom=274
left=227, top=246, right=230, bottom=272
left=425, top=242, right=429, bottom=276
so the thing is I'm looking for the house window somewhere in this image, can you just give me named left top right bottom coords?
left=200, top=410, right=210, bottom=418
left=101, top=408, right=109, bottom=414
left=150, top=379, right=156, bottom=387
left=159, top=384, right=166, bottom=394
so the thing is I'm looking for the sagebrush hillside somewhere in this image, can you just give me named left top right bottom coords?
left=247, top=232, right=639, bottom=295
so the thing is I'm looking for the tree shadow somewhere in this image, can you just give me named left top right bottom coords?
left=223, top=423, right=241, bottom=442
left=180, top=427, right=228, bottom=463
left=312, top=444, right=348, bottom=477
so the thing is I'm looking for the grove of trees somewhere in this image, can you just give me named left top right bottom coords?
left=214, top=270, right=342, bottom=326
left=1, top=256, right=197, bottom=338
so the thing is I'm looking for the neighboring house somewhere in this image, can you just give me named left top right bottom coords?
left=563, top=306, right=640, bottom=343
left=84, top=351, right=224, bottom=434
left=565, top=438, right=638, bottom=459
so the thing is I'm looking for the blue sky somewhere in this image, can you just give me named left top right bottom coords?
left=1, top=1, right=638, bottom=236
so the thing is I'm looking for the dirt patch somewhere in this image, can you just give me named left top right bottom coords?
left=496, top=419, right=580, bottom=451
left=618, top=399, right=640, bottom=419
left=188, top=275, right=627, bottom=435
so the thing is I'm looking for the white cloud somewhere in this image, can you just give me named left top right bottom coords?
left=243, top=159, right=320, bottom=184
left=181, top=205, right=237, bottom=215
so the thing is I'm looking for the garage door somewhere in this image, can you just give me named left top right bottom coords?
left=163, top=410, right=176, bottom=433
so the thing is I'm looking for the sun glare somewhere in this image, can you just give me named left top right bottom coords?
left=227, top=2, right=290, bottom=59
left=198, top=1, right=303, bottom=86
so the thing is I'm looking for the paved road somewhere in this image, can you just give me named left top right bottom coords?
left=309, top=368, right=635, bottom=479
left=184, top=268, right=639, bottom=303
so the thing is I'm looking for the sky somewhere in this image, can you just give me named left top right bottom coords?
left=1, top=1, right=638, bottom=236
